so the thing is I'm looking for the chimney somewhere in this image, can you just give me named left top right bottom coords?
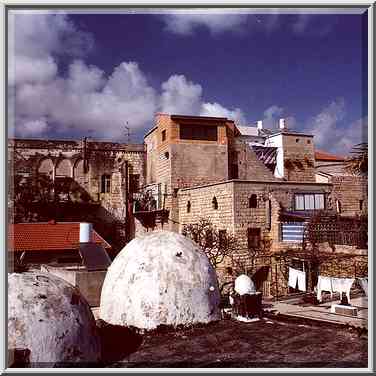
left=79, top=223, right=93, bottom=243
left=279, top=118, right=286, bottom=130
left=257, top=120, right=263, bottom=130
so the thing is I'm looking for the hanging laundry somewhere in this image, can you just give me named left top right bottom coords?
left=296, top=269, right=306, bottom=292
left=331, top=278, right=354, bottom=304
left=358, top=277, right=368, bottom=297
left=288, top=267, right=306, bottom=292
left=317, top=275, right=333, bottom=302
left=288, top=267, right=298, bottom=289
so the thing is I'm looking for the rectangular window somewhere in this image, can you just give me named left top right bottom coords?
left=180, top=124, right=218, bottom=141
left=247, top=228, right=261, bottom=249
left=359, top=200, right=364, bottom=211
left=101, top=175, right=111, bottom=193
left=295, top=193, right=325, bottom=210
left=129, top=174, right=140, bottom=194
left=218, top=230, right=227, bottom=249
left=161, top=130, right=166, bottom=141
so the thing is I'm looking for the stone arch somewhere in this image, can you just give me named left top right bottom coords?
left=38, top=158, right=54, bottom=177
left=55, top=158, right=72, bottom=178
left=73, top=158, right=86, bottom=179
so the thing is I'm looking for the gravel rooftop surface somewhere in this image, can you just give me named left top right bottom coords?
left=103, top=316, right=368, bottom=368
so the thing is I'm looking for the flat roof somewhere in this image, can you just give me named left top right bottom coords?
left=179, top=179, right=332, bottom=192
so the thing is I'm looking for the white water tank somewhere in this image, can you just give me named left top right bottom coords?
left=234, top=274, right=256, bottom=296
left=80, top=222, right=93, bottom=243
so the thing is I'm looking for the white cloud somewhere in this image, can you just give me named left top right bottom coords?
left=9, top=13, right=248, bottom=140
left=200, top=102, right=246, bottom=124
left=306, top=97, right=346, bottom=150
left=161, top=13, right=248, bottom=36
left=20, top=118, right=49, bottom=137
left=160, top=75, right=203, bottom=115
left=262, top=105, right=284, bottom=128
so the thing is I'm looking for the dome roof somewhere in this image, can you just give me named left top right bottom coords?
left=234, top=274, right=256, bottom=295
left=8, top=272, right=101, bottom=366
left=100, top=231, right=220, bottom=330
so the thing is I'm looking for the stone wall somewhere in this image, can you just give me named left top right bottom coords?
left=282, top=134, right=316, bottom=182
left=330, top=175, right=367, bottom=216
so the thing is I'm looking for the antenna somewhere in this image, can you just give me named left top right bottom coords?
left=124, top=122, right=132, bottom=144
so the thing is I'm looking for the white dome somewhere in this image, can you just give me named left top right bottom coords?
left=8, top=272, right=101, bottom=366
left=100, top=231, right=221, bottom=330
left=234, top=274, right=256, bottom=295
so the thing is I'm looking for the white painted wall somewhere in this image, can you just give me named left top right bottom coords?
left=265, top=134, right=284, bottom=179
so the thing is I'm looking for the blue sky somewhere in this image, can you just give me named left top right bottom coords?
left=8, top=9, right=368, bottom=154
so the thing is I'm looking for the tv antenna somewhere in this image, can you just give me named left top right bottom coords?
left=124, top=122, right=132, bottom=144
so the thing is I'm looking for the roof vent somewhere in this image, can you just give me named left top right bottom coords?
left=257, top=120, right=263, bottom=130
left=279, top=118, right=286, bottom=130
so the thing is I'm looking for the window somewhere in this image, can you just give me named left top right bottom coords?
left=295, top=193, right=325, bottom=210
left=212, top=196, right=218, bottom=210
left=249, top=194, right=258, bottom=208
left=307, top=140, right=311, bottom=144
left=161, top=130, right=166, bottom=141
left=359, top=200, right=364, bottom=211
left=101, top=174, right=111, bottom=193
left=180, top=124, right=218, bottom=141
left=247, top=228, right=261, bottom=249
left=336, top=200, right=342, bottom=214
left=129, top=174, right=140, bottom=194
left=218, top=230, right=227, bottom=249
left=187, top=201, right=191, bottom=213
left=164, top=152, right=169, bottom=159
left=296, top=138, right=300, bottom=143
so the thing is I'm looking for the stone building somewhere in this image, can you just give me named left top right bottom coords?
left=9, top=113, right=367, bottom=298
left=8, top=138, right=145, bottom=251
left=140, top=113, right=367, bottom=298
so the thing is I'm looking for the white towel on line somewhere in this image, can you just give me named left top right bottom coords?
left=331, top=277, right=354, bottom=304
left=358, top=277, right=368, bottom=297
left=317, top=275, right=333, bottom=301
left=288, top=267, right=306, bottom=292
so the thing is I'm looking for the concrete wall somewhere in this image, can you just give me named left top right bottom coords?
left=41, top=265, right=107, bottom=307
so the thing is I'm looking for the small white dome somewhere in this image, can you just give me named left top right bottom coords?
left=8, top=272, right=101, bottom=366
left=100, top=231, right=221, bottom=330
left=234, top=274, right=256, bottom=295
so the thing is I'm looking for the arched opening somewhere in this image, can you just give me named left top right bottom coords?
left=249, top=194, right=258, bottom=208
left=212, top=196, right=218, bottom=210
left=38, top=158, right=54, bottom=177
left=55, top=159, right=72, bottom=178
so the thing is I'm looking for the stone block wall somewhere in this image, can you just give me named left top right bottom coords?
left=330, top=175, right=367, bottom=216
left=282, top=134, right=316, bottom=182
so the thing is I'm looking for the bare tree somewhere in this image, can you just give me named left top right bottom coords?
left=182, top=218, right=239, bottom=271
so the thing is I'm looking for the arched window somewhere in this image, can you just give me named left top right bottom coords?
left=101, top=174, right=111, bottom=193
left=336, top=200, right=342, bottom=214
left=187, top=200, right=191, bottom=213
left=249, top=194, right=258, bottom=208
left=212, top=196, right=218, bottom=210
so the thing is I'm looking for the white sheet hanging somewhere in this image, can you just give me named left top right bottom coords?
left=331, top=278, right=354, bottom=304
left=288, top=267, right=306, bottom=292
left=358, top=277, right=368, bottom=297
left=317, top=275, right=333, bottom=302
left=296, top=270, right=306, bottom=292
left=288, top=267, right=298, bottom=289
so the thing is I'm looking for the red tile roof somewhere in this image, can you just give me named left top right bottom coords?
left=315, top=150, right=345, bottom=161
left=9, top=222, right=111, bottom=252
